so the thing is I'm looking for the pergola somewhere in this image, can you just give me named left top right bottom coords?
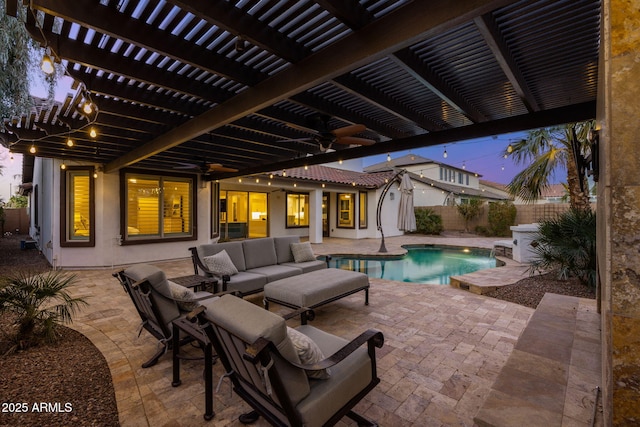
left=1, top=0, right=600, bottom=180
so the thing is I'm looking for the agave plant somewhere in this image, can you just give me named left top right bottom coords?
left=529, top=208, right=596, bottom=288
left=0, top=270, right=87, bottom=352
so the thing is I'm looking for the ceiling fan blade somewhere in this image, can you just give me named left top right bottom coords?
left=335, top=136, right=375, bottom=146
left=208, top=164, right=239, bottom=173
left=174, top=162, right=199, bottom=169
left=332, top=124, right=366, bottom=138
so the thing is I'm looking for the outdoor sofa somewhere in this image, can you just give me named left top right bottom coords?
left=189, top=236, right=328, bottom=296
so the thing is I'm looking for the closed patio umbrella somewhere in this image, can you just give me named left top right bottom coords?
left=397, top=173, right=416, bottom=232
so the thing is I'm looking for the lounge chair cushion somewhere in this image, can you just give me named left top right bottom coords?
left=295, top=325, right=373, bottom=427
left=290, top=242, right=316, bottom=263
left=202, top=249, right=239, bottom=277
left=206, top=295, right=310, bottom=405
left=167, top=280, right=198, bottom=311
left=287, top=327, right=330, bottom=379
left=123, top=264, right=181, bottom=325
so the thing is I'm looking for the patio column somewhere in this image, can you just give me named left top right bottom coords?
left=308, top=189, right=322, bottom=244
left=599, top=0, right=640, bottom=424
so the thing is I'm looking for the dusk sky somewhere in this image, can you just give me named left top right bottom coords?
left=362, top=131, right=568, bottom=185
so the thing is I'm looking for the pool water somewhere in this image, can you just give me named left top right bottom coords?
left=327, top=245, right=496, bottom=285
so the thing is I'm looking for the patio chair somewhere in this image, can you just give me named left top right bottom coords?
left=189, top=294, right=384, bottom=426
left=113, top=264, right=220, bottom=368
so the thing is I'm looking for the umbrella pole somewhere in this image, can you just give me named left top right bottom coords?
left=376, top=170, right=404, bottom=253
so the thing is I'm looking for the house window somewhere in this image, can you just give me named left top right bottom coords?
left=337, top=193, right=355, bottom=228
left=122, top=171, right=195, bottom=243
left=60, top=167, right=94, bottom=247
left=359, top=191, right=368, bottom=229
left=286, top=193, right=309, bottom=227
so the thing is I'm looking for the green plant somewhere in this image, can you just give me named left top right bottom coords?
left=0, top=270, right=87, bottom=353
left=456, top=199, right=483, bottom=232
left=487, top=201, right=517, bottom=236
left=414, top=208, right=443, bottom=235
left=529, top=208, right=596, bottom=288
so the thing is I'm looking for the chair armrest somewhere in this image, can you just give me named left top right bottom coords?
left=243, top=329, right=384, bottom=371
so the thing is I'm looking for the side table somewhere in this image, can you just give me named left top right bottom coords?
left=172, top=317, right=215, bottom=420
left=170, top=274, right=219, bottom=293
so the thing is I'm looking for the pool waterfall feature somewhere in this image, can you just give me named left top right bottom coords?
left=327, top=245, right=497, bottom=285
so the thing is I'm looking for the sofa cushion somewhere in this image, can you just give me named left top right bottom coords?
left=167, top=280, right=198, bottom=312
left=197, top=241, right=246, bottom=271
left=274, top=236, right=300, bottom=264
left=224, top=271, right=268, bottom=295
left=281, top=260, right=326, bottom=274
left=291, top=242, right=316, bottom=263
left=204, top=295, right=310, bottom=405
left=242, top=238, right=277, bottom=269
left=287, top=327, right=330, bottom=379
left=203, top=249, right=239, bottom=277
left=247, top=264, right=301, bottom=283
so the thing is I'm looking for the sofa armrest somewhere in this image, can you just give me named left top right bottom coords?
left=189, top=246, right=217, bottom=277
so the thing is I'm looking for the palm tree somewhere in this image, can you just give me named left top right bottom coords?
left=504, top=121, right=593, bottom=210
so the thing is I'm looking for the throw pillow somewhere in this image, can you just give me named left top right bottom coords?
left=167, top=281, right=198, bottom=312
left=286, top=327, right=331, bottom=379
left=290, top=242, right=316, bottom=263
left=203, top=250, right=239, bottom=277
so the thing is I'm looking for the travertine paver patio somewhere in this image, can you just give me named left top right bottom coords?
left=64, top=234, right=600, bottom=426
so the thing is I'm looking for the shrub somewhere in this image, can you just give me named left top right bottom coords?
left=456, top=199, right=483, bottom=232
left=487, top=201, right=517, bottom=236
left=529, top=208, right=596, bottom=288
left=0, top=270, right=87, bottom=353
left=414, top=208, right=443, bottom=235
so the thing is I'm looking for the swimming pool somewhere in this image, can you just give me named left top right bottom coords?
left=327, top=245, right=496, bottom=285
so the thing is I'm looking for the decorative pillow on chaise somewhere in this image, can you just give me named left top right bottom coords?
left=167, top=281, right=198, bottom=311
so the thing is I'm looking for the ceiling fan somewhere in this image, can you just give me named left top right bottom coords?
left=174, top=161, right=238, bottom=174
left=283, top=114, right=376, bottom=151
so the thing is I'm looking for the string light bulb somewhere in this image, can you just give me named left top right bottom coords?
left=420, top=171, right=424, bottom=178
left=462, top=161, right=466, bottom=170
left=82, top=100, right=93, bottom=115
left=66, top=138, right=74, bottom=147
left=387, top=153, right=391, bottom=162
left=29, top=145, right=36, bottom=154
left=61, top=161, right=66, bottom=170
left=507, top=143, right=513, bottom=153
left=93, top=171, right=98, bottom=179
left=41, top=47, right=54, bottom=75
left=304, top=165, right=308, bottom=170
left=89, top=128, right=97, bottom=138
left=443, top=146, right=448, bottom=158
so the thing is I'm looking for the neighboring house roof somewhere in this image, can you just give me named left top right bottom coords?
left=407, top=172, right=508, bottom=201
left=363, top=153, right=481, bottom=177
left=479, top=179, right=508, bottom=192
